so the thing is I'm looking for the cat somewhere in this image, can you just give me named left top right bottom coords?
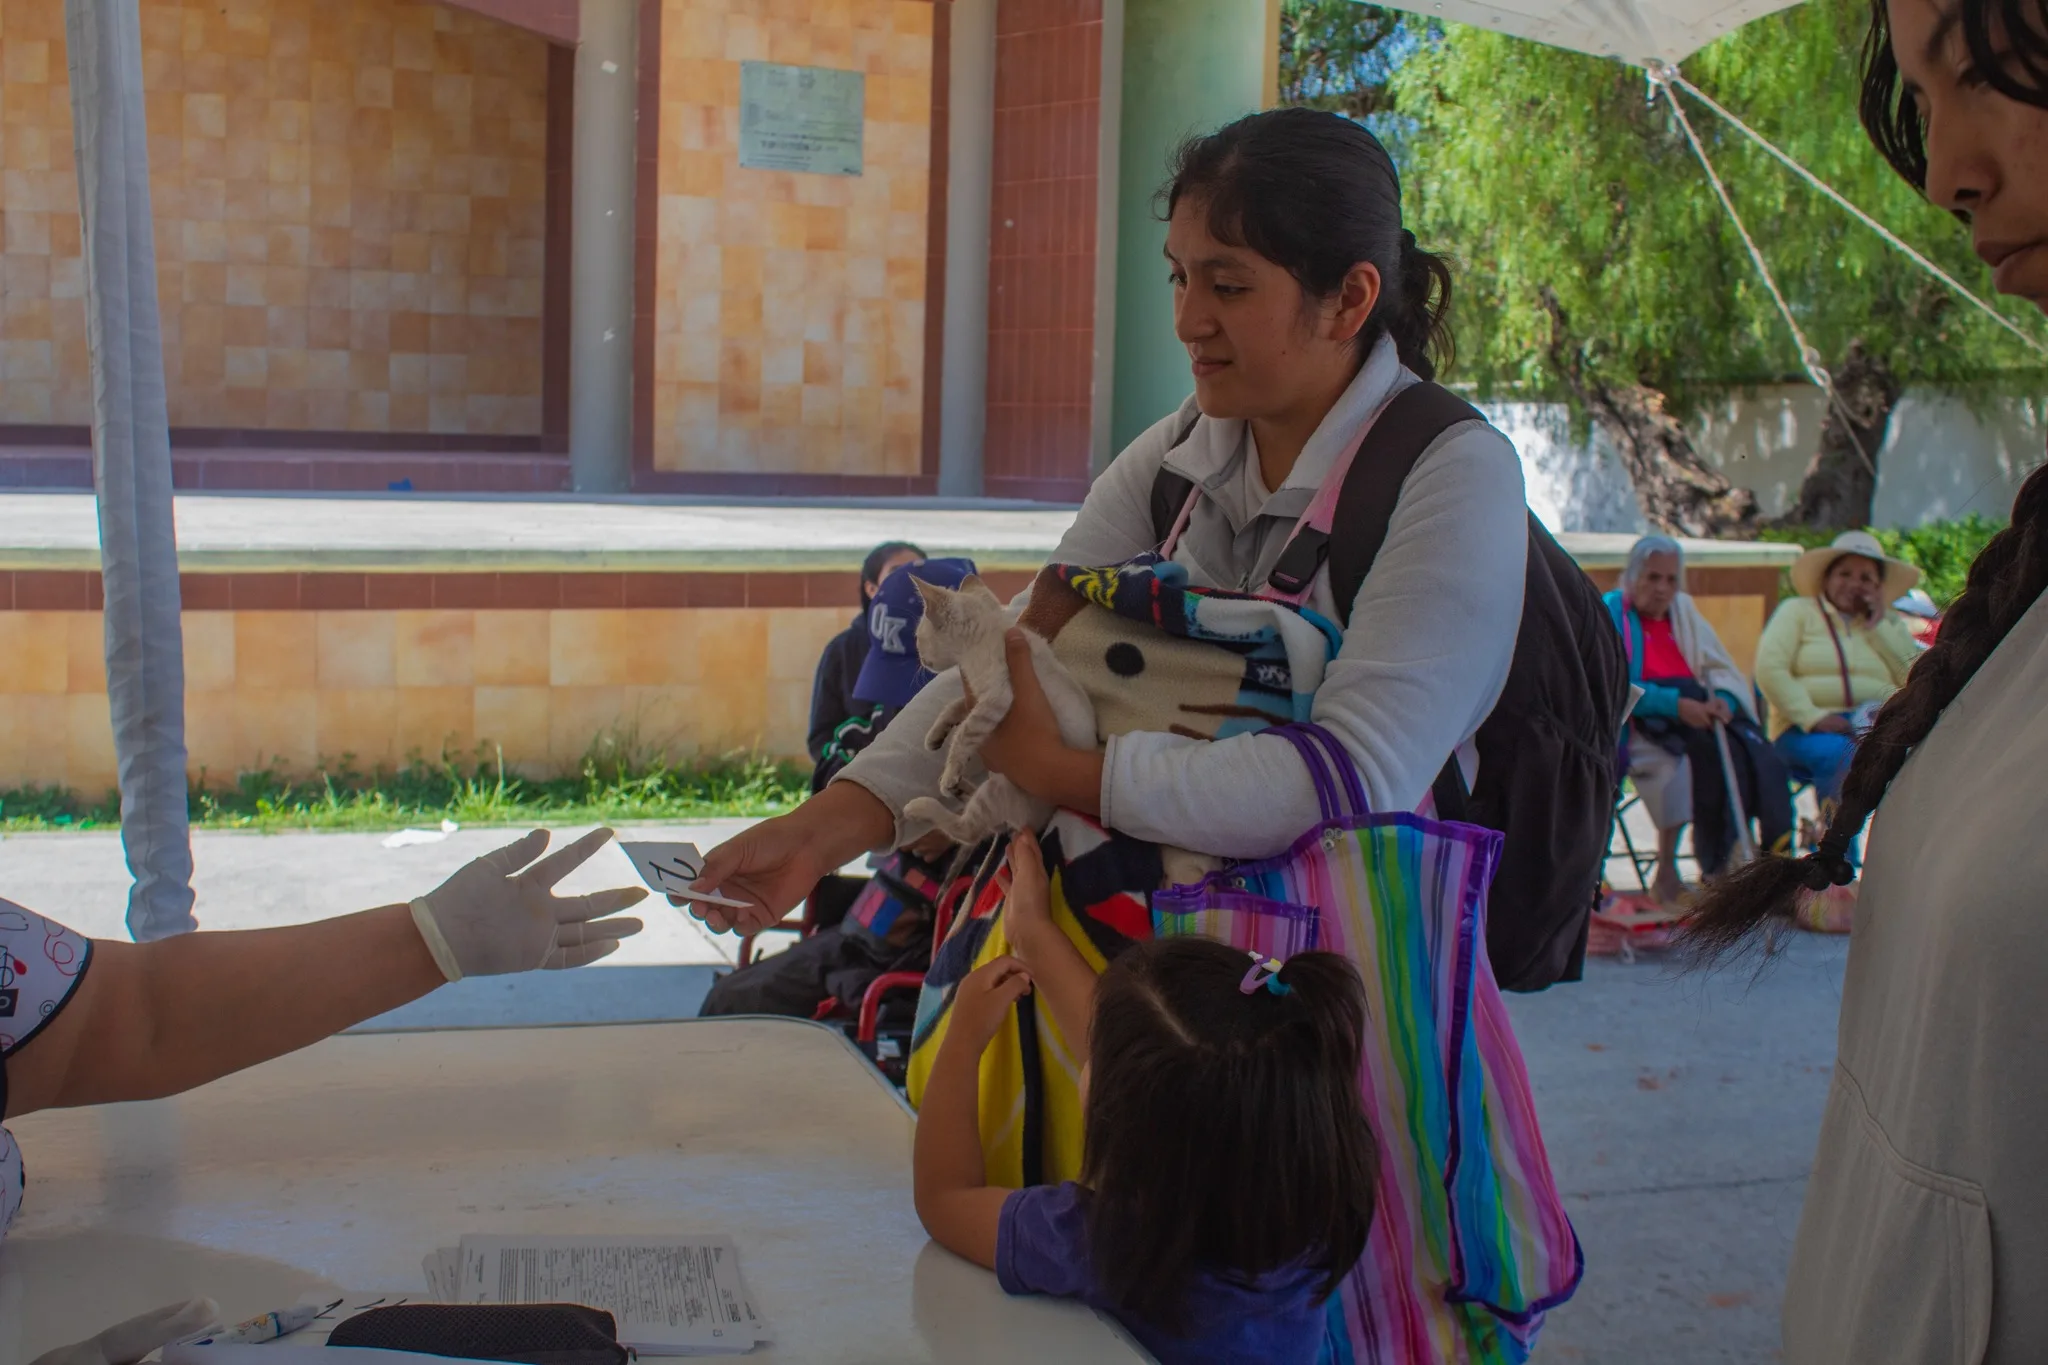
left=901, top=574, right=1098, bottom=846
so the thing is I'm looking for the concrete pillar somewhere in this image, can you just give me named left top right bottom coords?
left=1089, top=0, right=1125, bottom=477
left=937, top=0, right=997, bottom=498
left=1110, top=0, right=1271, bottom=455
left=569, top=0, right=639, bottom=494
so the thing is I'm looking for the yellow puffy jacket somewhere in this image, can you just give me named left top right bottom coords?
left=1755, top=595, right=1918, bottom=740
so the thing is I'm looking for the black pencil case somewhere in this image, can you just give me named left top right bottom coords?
left=326, top=1303, right=630, bottom=1365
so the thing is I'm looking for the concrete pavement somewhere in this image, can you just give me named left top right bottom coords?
left=1507, top=938, right=1845, bottom=1363
left=0, top=823, right=1845, bottom=1361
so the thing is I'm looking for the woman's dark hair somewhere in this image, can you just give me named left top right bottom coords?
left=1688, top=0, right=2048, bottom=960
left=858, top=541, right=924, bottom=607
left=1689, top=464, right=2048, bottom=958
left=1160, top=107, right=1455, bottom=381
left=1079, top=937, right=1377, bottom=1334
left=1860, top=0, right=2048, bottom=190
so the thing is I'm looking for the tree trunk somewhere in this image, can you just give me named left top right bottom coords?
left=1777, top=340, right=1899, bottom=530
left=1540, top=288, right=1759, bottom=538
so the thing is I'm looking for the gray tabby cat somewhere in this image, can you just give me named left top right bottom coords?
left=901, top=575, right=1097, bottom=845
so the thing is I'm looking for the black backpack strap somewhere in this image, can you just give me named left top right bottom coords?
left=1146, top=410, right=1206, bottom=549
left=1319, top=381, right=1485, bottom=627
left=1312, top=382, right=1486, bottom=821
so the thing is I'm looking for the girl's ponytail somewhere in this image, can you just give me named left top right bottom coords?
left=1686, top=463, right=2048, bottom=961
left=1386, top=229, right=1456, bottom=383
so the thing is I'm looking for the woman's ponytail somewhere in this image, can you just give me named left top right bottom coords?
left=1386, top=229, right=1456, bottom=383
left=1685, top=463, right=2048, bottom=962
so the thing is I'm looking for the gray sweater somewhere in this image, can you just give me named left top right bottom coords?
left=837, top=337, right=1529, bottom=860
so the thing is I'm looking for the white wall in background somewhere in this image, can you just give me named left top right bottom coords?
left=1494, top=385, right=2045, bottom=533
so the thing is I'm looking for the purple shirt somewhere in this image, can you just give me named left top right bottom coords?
left=997, top=1183, right=1332, bottom=1365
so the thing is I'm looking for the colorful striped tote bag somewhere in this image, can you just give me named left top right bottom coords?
left=1153, top=723, right=1583, bottom=1365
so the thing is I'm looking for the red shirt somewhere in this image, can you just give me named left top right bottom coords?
left=1639, top=615, right=1693, bottom=682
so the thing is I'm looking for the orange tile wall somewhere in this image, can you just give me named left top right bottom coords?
left=0, top=0, right=550, bottom=435
left=650, top=0, right=934, bottom=476
left=0, top=604, right=851, bottom=792
left=983, top=0, right=1099, bottom=501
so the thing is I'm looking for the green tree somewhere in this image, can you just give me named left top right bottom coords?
left=1381, top=0, right=2048, bottom=532
left=1278, top=0, right=1410, bottom=120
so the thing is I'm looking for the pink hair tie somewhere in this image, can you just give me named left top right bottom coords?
left=1239, top=951, right=1291, bottom=997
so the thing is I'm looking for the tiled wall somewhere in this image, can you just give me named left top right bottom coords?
left=983, top=0, right=1101, bottom=501
left=648, top=0, right=935, bottom=477
left=0, top=0, right=551, bottom=435
left=0, top=601, right=850, bottom=793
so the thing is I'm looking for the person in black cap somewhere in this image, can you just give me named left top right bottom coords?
left=807, top=542, right=925, bottom=794
left=700, top=558, right=978, bottom=1019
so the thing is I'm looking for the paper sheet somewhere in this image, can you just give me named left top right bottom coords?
left=616, top=842, right=751, bottom=910
left=453, top=1235, right=764, bottom=1355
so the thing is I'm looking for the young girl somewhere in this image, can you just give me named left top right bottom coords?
left=913, top=832, right=1377, bottom=1365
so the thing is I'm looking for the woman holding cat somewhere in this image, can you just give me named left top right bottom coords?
left=690, top=107, right=1524, bottom=921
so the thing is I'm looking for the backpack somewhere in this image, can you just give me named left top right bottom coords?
left=1147, top=382, right=1631, bottom=990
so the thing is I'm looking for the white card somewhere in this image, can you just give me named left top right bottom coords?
left=618, top=841, right=753, bottom=909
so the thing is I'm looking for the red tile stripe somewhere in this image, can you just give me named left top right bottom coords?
left=0, top=569, right=1043, bottom=612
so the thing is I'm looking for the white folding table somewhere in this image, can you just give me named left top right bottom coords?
left=0, top=1017, right=1149, bottom=1364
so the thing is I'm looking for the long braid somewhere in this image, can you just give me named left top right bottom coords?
left=1685, top=464, right=2048, bottom=961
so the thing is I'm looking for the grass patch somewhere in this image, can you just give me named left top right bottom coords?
left=0, top=736, right=809, bottom=835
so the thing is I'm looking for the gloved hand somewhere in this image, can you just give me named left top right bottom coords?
left=410, top=828, right=648, bottom=981
left=30, top=1299, right=220, bottom=1365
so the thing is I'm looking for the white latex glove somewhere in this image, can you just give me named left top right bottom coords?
left=409, top=828, right=648, bottom=981
left=30, top=1299, right=220, bottom=1365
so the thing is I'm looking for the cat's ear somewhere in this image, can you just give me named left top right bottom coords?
left=960, top=574, right=1001, bottom=606
left=912, top=576, right=959, bottom=628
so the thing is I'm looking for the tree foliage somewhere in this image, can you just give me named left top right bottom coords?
left=1391, top=0, right=2048, bottom=411
left=1278, top=0, right=1412, bottom=121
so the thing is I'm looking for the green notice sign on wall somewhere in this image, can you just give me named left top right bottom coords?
left=738, top=62, right=866, bottom=177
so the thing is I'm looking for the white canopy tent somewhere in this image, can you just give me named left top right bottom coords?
left=65, top=0, right=194, bottom=940
left=1408, top=0, right=1800, bottom=65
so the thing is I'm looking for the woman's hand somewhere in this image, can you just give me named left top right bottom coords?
left=1812, top=713, right=1857, bottom=737
left=977, top=629, right=1104, bottom=815
left=684, top=783, right=893, bottom=934
left=946, top=956, right=1034, bottom=1049
left=1676, top=695, right=1735, bottom=729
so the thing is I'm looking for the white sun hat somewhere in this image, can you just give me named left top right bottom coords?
left=1790, top=530, right=1922, bottom=602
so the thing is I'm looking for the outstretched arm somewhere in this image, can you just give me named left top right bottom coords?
left=5, top=828, right=645, bottom=1118
left=6, top=905, right=442, bottom=1115
left=914, top=957, right=1034, bottom=1270
left=1000, top=829, right=1097, bottom=1061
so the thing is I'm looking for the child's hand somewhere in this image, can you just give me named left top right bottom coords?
left=1003, top=827, right=1053, bottom=959
left=947, top=956, right=1033, bottom=1048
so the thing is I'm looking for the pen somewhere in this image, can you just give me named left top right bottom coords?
left=182, top=1300, right=339, bottom=1347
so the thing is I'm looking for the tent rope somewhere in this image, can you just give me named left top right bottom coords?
left=1658, top=63, right=2048, bottom=362
left=1647, top=64, right=1879, bottom=475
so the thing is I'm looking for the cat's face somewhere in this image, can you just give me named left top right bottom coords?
left=913, top=575, right=1004, bottom=668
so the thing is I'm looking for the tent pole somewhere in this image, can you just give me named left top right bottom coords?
left=63, top=0, right=196, bottom=940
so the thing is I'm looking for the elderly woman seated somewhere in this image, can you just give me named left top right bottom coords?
left=1756, top=531, right=1922, bottom=811
left=1607, top=536, right=1793, bottom=904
